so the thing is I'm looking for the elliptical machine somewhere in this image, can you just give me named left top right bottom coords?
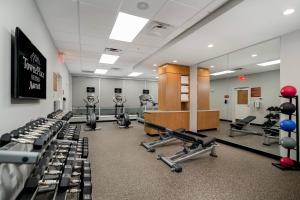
left=113, top=88, right=131, bottom=128
left=137, top=89, right=157, bottom=123
left=83, top=87, right=101, bottom=131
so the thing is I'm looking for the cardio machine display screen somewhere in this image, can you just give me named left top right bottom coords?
left=143, top=89, right=149, bottom=94
left=115, top=88, right=122, bottom=94
left=87, top=87, right=95, bottom=93
left=12, top=27, right=47, bottom=99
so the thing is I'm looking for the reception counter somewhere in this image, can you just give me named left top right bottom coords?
left=197, top=110, right=220, bottom=130
left=144, top=111, right=189, bottom=135
left=143, top=110, right=219, bottom=135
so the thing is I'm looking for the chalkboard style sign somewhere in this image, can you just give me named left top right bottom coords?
left=12, top=27, right=47, bottom=99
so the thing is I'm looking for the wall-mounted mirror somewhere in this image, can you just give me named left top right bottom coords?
left=199, top=38, right=281, bottom=157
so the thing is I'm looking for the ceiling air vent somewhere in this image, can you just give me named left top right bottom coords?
left=105, top=48, right=122, bottom=53
left=111, top=67, right=121, bottom=70
left=233, top=67, right=244, bottom=71
left=81, top=70, right=94, bottom=73
left=145, top=21, right=174, bottom=37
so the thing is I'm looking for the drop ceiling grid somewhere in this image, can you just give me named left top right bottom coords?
left=36, top=0, right=222, bottom=76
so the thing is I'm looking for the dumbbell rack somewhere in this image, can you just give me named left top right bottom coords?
left=0, top=117, right=92, bottom=199
left=263, top=107, right=280, bottom=146
left=273, top=95, right=300, bottom=170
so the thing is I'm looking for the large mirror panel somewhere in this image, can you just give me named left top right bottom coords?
left=199, top=38, right=281, bottom=156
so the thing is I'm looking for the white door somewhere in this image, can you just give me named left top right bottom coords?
left=234, top=88, right=250, bottom=120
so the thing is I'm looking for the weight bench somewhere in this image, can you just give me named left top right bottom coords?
left=140, top=123, right=177, bottom=152
left=157, top=129, right=217, bottom=172
left=229, top=116, right=262, bottom=137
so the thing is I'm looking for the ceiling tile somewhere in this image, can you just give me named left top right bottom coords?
left=153, top=0, right=198, bottom=27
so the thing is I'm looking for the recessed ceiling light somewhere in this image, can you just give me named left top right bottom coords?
left=251, top=54, right=257, bottom=57
left=128, top=72, right=143, bottom=77
left=210, top=70, right=235, bottom=76
left=173, top=60, right=177, bottom=63
left=137, top=2, right=149, bottom=10
left=153, top=69, right=156, bottom=72
left=210, top=65, right=214, bottom=68
left=99, top=54, right=119, bottom=64
left=208, top=44, right=214, bottom=48
left=109, top=12, right=149, bottom=42
left=257, top=59, right=280, bottom=66
left=153, top=64, right=157, bottom=67
left=94, top=69, right=108, bottom=75
left=156, top=76, right=159, bottom=79
left=283, top=9, right=295, bottom=16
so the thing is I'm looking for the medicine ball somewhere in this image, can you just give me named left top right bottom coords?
left=280, top=85, right=297, bottom=97
left=280, top=102, right=296, bottom=115
left=280, top=119, right=297, bottom=132
left=280, top=157, right=294, bottom=168
left=280, top=137, right=297, bottom=149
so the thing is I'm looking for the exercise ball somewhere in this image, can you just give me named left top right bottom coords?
left=280, top=119, right=297, bottom=132
left=280, top=85, right=297, bottom=97
left=280, top=157, right=294, bottom=168
left=280, top=102, right=296, bottom=115
left=280, top=137, right=297, bottom=149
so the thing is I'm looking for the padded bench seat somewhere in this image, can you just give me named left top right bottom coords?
left=173, top=129, right=216, bottom=147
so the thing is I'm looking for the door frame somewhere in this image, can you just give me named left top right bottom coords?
left=232, top=87, right=251, bottom=121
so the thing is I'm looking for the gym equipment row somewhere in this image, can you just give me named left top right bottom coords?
left=113, top=88, right=131, bottom=128
left=83, top=87, right=100, bottom=131
left=137, top=89, right=157, bottom=123
left=47, top=110, right=73, bottom=121
left=0, top=115, right=93, bottom=199
left=141, top=123, right=217, bottom=173
left=273, top=85, right=300, bottom=170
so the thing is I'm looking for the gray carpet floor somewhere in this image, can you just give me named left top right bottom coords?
left=201, top=121, right=280, bottom=156
left=81, top=121, right=300, bottom=200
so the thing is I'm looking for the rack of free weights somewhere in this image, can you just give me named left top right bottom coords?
left=262, top=106, right=280, bottom=145
left=47, top=110, right=74, bottom=121
left=273, top=85, right=300, bottom=170
left=0, top=117, right=92, bottom=200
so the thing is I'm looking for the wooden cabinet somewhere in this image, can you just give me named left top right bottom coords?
left=158, top=64, right=190, bottom=111
left=197, top=111, right=220, bottom=130
left=197, top=68, right=220, bottom=130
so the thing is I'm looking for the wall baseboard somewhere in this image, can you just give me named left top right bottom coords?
left=196, top=132, right=280, bottom=160
left=220, top=119, right=232, bottom=122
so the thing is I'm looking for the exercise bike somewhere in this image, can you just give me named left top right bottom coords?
left=137, top=89, right=157, bottom=123
left=113, top=88, right=131, bottom=128
left=83, top=87, right=101, bottom=131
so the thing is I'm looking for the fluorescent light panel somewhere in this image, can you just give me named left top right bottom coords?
left=283, top=9, right=295, bottom=15
left=257, top=59, right=280, bottom=66
left=109, top=12, right=149, bottom=42
left=210, top=70, right=235, bottom=76
left=128, top=72, right=143, bottom=77
left=94, top=69, right=108, bottom=74
left=99, top=54, right=119, bottom=64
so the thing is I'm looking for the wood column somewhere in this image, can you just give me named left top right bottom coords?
left=197, top=68, right=210, bottom=110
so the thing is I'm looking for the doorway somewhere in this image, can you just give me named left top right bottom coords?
left=234, top=88, right=250, bottom=120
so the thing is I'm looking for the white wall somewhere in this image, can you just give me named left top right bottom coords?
left=210, top=70, right=280, bottom=124
left=0, top=0, right=71, bottom=133
left=280, top=29, right=300, bottom=159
